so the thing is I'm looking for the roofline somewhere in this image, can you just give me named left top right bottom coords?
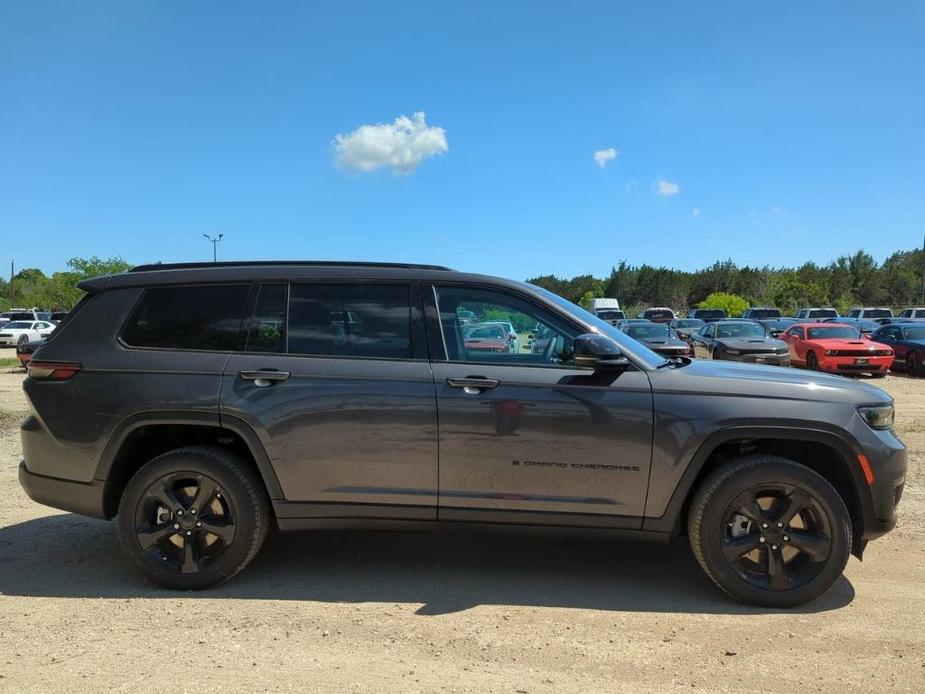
left=128, top=260, right=453, bottom=273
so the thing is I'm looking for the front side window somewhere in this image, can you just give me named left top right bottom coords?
left=122, top=284, right=251, bottom=350
left=434, top=285, right=576, bottom=366
left=288, top=283, right=412, bottom=359
left=715, top=323, right=766, bottom=339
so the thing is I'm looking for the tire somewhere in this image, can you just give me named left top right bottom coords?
left=688, top=455, right=851, bottom=608
left=805, top=351, right=819, bottom=371
left=908, top=351, right=921, bottom=378
left=17, top=334, right=28, bottom=346
left=117, top=446, right=270, bottom=590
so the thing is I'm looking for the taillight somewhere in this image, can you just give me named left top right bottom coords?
left=27, top=361, right=82, bottom=380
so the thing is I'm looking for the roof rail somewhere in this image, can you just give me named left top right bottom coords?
left=128, top=260, right=454, bottom=273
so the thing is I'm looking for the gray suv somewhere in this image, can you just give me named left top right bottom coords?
left=19, top=261, right=906, bottom=607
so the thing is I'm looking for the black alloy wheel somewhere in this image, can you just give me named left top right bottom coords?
left=908, top=351, right=921, bottom=377
left=806, top=351, right=819, bottom=370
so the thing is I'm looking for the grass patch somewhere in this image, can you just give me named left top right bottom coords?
left=0, top=410, right=28, bottom=427
left=0, top=356, right=22, bottom=368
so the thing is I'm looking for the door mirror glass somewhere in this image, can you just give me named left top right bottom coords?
left=573, top=334, right=629, bottom=370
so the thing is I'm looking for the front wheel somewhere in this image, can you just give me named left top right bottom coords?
left=688, top=455, right=851, bottom=607
left=805, top=351, right=819, bottom=370
left=908, top=351, right=922, bottom=377
left=117, top=446, right=270, bottom=590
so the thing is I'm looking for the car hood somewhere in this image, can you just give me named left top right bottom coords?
left=653, top=357, right=891, bottom=404
left=716, top=337, right=787, bottom=351
left=804, top=338, right=888, bottom=349
left=641, top=338, right=689, bottom=349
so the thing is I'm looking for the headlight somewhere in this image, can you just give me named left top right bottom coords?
left=825, top=349, right=836, bottom=356
left=858, top=404, right=894, bottom=430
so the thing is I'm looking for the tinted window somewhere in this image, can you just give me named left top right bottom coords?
left=807, top=326, right=859, bottom=340
left=246, top=284, right=287, bottom=353
left=288, top=283, right=411, bottom=359
left=122, top=285, right=250, bottom=350
left=695, top=309, right=726, bottom=319
left=435, top=285, right=577, bottom=366
left=747, top=308, right=781, bottom=319
left=864, top=309, right=893, bottom=318
left=901, top=326, right=925, bottom=339
left=715, top=322, right=766, bottom=339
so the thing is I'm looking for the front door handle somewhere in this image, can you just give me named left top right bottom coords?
left=239, top=370, right=290, bottom=387
left=447, top=377, right=500, bottom=394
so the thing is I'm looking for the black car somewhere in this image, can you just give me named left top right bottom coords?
left=691, top=320, right=790, bottom=365
left=686, top=308, right=727, bottom=323
left=759, top=317, right=799, bottom=337
left=620, top=322, right=692, bottom=357
left=871, top=322, right=925, bottom=376
left=17, top=260, right=905, bottom=607
left=669, top=318, right=705, bottom=342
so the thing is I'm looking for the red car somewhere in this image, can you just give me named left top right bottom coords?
left=781, top=322, right=893, bottom=377
left=463, top=324, right=513, bottom=354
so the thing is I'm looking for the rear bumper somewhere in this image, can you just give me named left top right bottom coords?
left=18, top=461, right=108, bottom=519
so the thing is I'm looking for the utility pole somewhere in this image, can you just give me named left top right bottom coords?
left=921, top=231, right=925, bottom=305
left=202, top=234, right=223, bottom=263
left=10, top=260, right=14, bottom=307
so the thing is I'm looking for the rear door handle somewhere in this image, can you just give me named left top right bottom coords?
left=239, top=370, right=290, bottom=387
left=446, top=377, right=500, bottom=394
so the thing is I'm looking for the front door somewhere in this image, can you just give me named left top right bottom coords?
left=220, top=282, right=438, bottom=520
left=426, top=284, right=653, bottom=527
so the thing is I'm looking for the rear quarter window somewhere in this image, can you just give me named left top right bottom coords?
left=121, top=284, right=251, bottom=350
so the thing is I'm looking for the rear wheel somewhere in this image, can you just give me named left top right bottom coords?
left=806, top=351, right=819, bottom=370
left=117, top=446, right=270, bottom=589
left=17, top=334, right=28, bottom=346
left=688, top=455, right=851, bottom=607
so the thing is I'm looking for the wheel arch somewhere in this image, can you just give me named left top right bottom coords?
left=97, top=412, right=283, bottom=518
left=643, top=426, right=871, bottom=554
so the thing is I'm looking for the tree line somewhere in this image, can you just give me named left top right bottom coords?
left=528, top=246, right=924, bottom=316
left=1, top=257, right=132, bottom=311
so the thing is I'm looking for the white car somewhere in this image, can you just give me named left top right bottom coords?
left=0, top=321, right=55, bottom=346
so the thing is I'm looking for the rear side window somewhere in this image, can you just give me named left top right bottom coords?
left=122, top=285, right=250, bottom=350
left=288, top=283, right=412, bottom=359
left=245, top=284, right=287, bottom=353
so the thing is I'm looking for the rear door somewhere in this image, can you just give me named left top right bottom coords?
left=425, top=283, right=653, bottom=527
left=220, top=281, right=438, bottom=520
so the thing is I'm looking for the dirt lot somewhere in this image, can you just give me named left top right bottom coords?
left=0, top=367, right=922, bottom=693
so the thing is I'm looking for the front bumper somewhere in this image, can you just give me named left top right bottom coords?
left=819, top=356, right=893, bottom=374
left=18, top=461, right=108, bottom=519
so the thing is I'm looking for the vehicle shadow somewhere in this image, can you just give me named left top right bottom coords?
left=0, top=513, right=854, bottom=615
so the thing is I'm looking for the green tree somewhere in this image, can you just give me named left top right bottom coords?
left=697, top=292, right=749, bottom=317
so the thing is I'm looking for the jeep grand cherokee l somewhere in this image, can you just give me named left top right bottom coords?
left=19, top=261, right=906, bottom=607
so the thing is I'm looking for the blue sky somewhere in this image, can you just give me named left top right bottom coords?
left=2, top=1, right=924, bottom=281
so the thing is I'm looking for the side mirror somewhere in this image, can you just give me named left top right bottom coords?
left=863, top=333, right=874, bottom=340
left=573, top=334, right=630, bottom=370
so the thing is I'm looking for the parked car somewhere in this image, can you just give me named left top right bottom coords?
left=669, top=318, right=705, bottom=342
left=871, top=322, right=925, bottom=376
left=758, top=317, right=799, bottom=337
left=640, top=307, right=677, bottom=324
left=0, top=308, right=49, bottom=324
left=690, top=320, right=790, bottom=365
left=589, top=297, right=621, bottom=316
left=17, top=338, right=46, bottom=366
left=18, top=260, right=906, bottom=608
left=844, top=307, right=894, bottom=320
left=781, top=323, right=893, bottom=377
left=620, top=322, right=692, bottom=357
left=594, top=309, right=626, bottom=325
left=794, top=308, right=840, bottom=322
left=897, top=307, right=925, bottom=320
left=686, top=308, right=727, bottom=323
left=463, top=324, right=514, bottom=353
left=822, top=317, right=880, bottom=335
left=741, top=307, right=782, bottom=320
left=456, top=309, right=476, bottom=325
left=0, top=320, right=55, bottom=346
left=49, top=312, right=69, bottom=325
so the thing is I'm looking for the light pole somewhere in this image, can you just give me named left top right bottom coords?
left=202, top=234, right=223, bottom=262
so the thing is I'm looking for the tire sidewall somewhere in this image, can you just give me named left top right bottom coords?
left=117, top=449, right=263, bottom=590
left=695, top=458, right=851, bottom=607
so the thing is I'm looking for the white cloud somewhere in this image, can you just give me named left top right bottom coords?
left=333, top=112, right=448, bottom=174
left=691, top=207, right=700, bottom=218
left=624, top=179, right=638, bottom=192
left=593, top=147, right=618, bottom=168
left=772, top=205, right=790, bottom=216
left=655, top=178, right=680, bottom=196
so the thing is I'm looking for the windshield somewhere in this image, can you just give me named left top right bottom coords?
left=4, top=322, right=32, bottom=329
left=626, top=324, right=672, bottom=340
left=673, top=319, right=704, bottom=329
left=643, top=309, right=674, bottom=320
left=807, top=326, right=860, bottom=340
left=749, top=309, right=781, bottom=319
left=466, top=326, right=505, bottom=339
left=596, top=310, right=624, bottom=321
left=715, top=322, right=766, bottom=339
left=900, top=326, right=925, bottom=340
left=695, top=309, right=726, bottom=319
left=531, top=285, right=666, bottom=368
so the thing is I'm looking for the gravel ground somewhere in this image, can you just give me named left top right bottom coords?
left=0, top=366, right=923, bottom=693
